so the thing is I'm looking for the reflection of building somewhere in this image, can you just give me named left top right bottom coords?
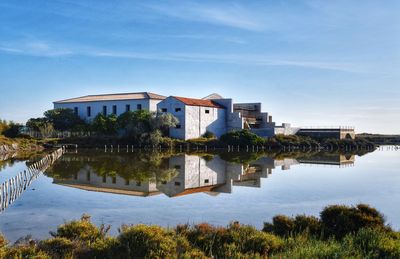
left=54, top=165, right=160, bottom=197
left=53, top=152, right=356, bottom=198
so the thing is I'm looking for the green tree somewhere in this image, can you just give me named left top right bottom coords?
left=44, top=108, right=85, bottom=131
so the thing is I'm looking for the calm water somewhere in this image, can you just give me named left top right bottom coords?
left=0, top=147, right=399, bottom=242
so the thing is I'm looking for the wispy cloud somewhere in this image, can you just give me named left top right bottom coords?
left=0, top=40, right=368, bottom=73
left=144, top=2, right=264, bottom=31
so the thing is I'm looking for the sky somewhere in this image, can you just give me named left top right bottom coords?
left=0, top=0, right=399, bottom=134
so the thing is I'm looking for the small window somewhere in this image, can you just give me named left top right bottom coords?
left=102, top=175, right=107, bottom=183
left=125, top=179, right=129, bottom=185
left=137, top=104, right=142, bottom=110
left=112, top=105, right=117, bottom=115
left=112, top=176, right=116, bottom=184
left=161, top=180, right=167, bottom=185
left=74, top=107, right=78, bottom=115
left=204, top=179, right=209, bottom=184
left=174, top=181, right=181, bottom=186
left=126, top=104, right=130, bottom=112
left=136, top=181, right=141, bottom=186
left=174, top=165, right=181, bottom=169
left=103, top=106, right=107, bottom=116
left=161, top=108, right=167, bottom=112
left=175, top=108, right=181, bottom=112
left=87, top=106, right=91, bottom=117
left=86, top=172, right=90, bottom=181
left=176, top=124, right=181, bottom=129
left=205, top=109, right=210, bottom=114
left=74, top=173, right=78, bottom=180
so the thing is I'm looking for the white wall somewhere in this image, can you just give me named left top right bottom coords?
left=156, top=97, right=186, bottom=139
left=54, top=99, right=156, bottom=122
left=185, top=106, right=226, bottom=140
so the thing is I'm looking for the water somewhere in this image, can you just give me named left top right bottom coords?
left=0, top=147, right=399, bottom=242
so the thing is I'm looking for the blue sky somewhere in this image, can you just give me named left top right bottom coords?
left=0, top=0, right=399, bottom=133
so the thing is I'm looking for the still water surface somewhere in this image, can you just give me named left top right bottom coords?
left=0, top=147, right=399, bottom=241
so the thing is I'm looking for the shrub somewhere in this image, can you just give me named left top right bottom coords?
left=39, top=237, right=76, bottom=258
left=293, top=215, right=322, bottom=236
left=320, top=204, right=385, bottom=239
left=3, top=123, right=22, bottom=138
left=202, top=131, right=216, bottom=139
left=243, top=231, right=283, bottom=256
left=50, top=214, right=109, bottom=244
left=271, top=215, right=295, bottom=237
left=76, top=237, right=119, bottom=259
left=118, top=224, right=177, bottom=258
left=220, top=130, right=265, bottom=146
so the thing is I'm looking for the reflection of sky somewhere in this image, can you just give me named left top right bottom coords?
left=0, top=149, right=399, bottom=242
left=0, top=161, right=29, bottom=183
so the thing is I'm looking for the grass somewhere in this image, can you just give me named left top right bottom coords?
left=0, top=204, right=398, bottom=258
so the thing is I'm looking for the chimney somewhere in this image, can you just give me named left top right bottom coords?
left=268, top=116, right=273, bottom=123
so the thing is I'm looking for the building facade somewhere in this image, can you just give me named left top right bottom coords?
left=53, top=92, right=165, bottom=121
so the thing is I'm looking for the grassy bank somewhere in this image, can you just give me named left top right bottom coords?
left=357, top=133, right=400, bottom=145
left=0, top=135, right=46, bottom=153
left=1, top=204, right=399, bottom=258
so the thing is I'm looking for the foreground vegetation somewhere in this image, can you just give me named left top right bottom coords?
left=1, top=204, right=399, bottom=258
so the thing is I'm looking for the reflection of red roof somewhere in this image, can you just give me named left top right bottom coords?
left=173, top=96, right=225, bottom=109
left=172, top=184, right=224, bottom=197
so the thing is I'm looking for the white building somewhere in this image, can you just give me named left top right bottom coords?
left=53, top=92, right=166, bottom=121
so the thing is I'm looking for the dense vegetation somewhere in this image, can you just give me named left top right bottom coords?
left=0, top=204, right=399, bottom=258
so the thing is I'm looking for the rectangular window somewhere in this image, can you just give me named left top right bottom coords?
left=137, top=104, right=142, bottom=110
left=74, top=173, right=78, bottom=180
left=161, top=181, right=167, bottom=185
left=136, top=181, right=141, bottom=186
left=174, top=181, right=181, bottom=186
left=204, top=179, right=209, bottom=184
left=112, top=105, right=117, bottom=115
left=112, top=176, right=116, bottom=184
left=205, top=109, right=210, bottom=114
left=125, top=179, right=129, bottom=185
left=103, top=106, right=107, bottom=116
left=175, top=108, right=181, bottom=112
left=87, top=106, right=91, bottom=117
left=126, top=104, right=130, bottom=112
left=102, top=175, right=106, bottom=183
left=174, top=165, right=181, bottom=169
left=161, top=108, right=167, bottom=112
left=176, top=124, right=181, bottom=129
left=74, top=107, right=78, bottom=115
left=86, top=172, right=90, bottom=182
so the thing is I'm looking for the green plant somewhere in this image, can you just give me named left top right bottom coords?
left=39, top=237, right=76, bottom=258
left=220, top=130, right=265, bottom=146
left=118, top=224, right=177, bottom=258
left=293, top=215, right=322, bottom=236
left=320, top=204, right=385, bottom=239
left=202, top=131, right=216, bottom=139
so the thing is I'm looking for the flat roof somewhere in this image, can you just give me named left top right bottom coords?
left=54, top=92, right=166, bottom=104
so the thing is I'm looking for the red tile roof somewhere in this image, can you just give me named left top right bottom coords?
left=173, top=96, right=225, bottom=108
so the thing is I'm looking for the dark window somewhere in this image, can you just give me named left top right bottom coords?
left=112, top=105, right=117, bottom=114
left=74, top=173, right=78, bottom=180
left=102, top=175, right=107, bottom=183
left=125, top=179, right=129, bottom=185
left=74, top=107, right=78, bottom=115
left=175, top=108, right=181, bottom=112
left=137, top=104, right=142, bottom=110
left=86, top=172, right=90, bottom=181
left=161, top=181, right=167, bottom=184
left=204, top=179, right=209, bottom=184
left=174, top=181, right=181, bottom=186
left=174, top=165, right=181, bottom=169
left=205, top=109, right=210, bottom=114
left=161, top=108, right=167, bottom=112
left=112, top=177, right=116, bottom=184
left=103, top=106, right=107, bottom=116
left=136, top=181, right=141, bottom=186
left=126, top=104, right=130, bottom=112
left=87, top=106, right=91, bottom=117
left=176, top=124, right=181, bottom=129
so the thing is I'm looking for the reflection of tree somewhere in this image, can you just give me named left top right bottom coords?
left=45, top=151, right=178, bottom=183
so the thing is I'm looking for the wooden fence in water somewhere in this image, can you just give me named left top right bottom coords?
left=0, top=148, right=64, bottom=213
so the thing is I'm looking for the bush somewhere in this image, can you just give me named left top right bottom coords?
left=293, top=215, right=322, bottom=236
left=220, top=130, right=265, bottom=146
left=202, top=131, right=216, bottom=139
left=50, top=214, right=109, bottom=244
left=39, top=237, right=76, bottom=258
left=118, top=224, right=177, bottom=258
left=2, top=122, right=22, bottom=138
left=320, top=204, right=385, bottom=239
left=271, top=215, right=295, bottom=237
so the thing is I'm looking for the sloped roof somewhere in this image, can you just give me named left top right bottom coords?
left=171, top=184, right=224, bottom=197
left=54, top=92, right=166, bottom=103
left=202, top=93, right=223, bottom=100
left=173, top=96, right=225, bottom=109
